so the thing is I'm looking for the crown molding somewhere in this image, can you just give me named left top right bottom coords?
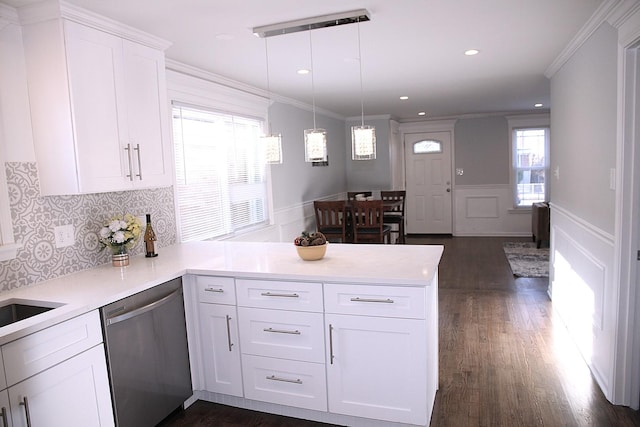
left=17, top=0, right=170, bottom=50
left=0, top=3, right=18, bottom=28
left=545, top=0, right=640, bottom=78
left=165, top=58, right=345, bottom=121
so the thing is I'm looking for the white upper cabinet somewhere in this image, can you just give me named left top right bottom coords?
left=19, top=2, right=172, bottom=195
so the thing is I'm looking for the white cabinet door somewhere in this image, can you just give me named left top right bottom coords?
left=65, top=20, right=130, bottom=194
left=325, top=314, right=430, bottom=426
left=199, top=303, right=243, bottom=397
left=9, top=345, right=114, bottom=427
left=0, top=389, right=11, bottom=427
left=122, top=40, right=172, bottom=189
left=22, top=16, right=170, bottom=196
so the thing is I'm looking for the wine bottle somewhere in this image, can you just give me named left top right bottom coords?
left=144, top=213, right=158, bottom=257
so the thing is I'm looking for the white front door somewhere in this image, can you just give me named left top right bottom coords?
left=404, top=131, right=453, bottom=234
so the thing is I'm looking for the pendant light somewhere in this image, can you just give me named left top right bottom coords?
left=304, top=27, right=328, bottom=163
left=351, top=17, right=376, bottom=160
left=261, top=37, right=283, bottom=164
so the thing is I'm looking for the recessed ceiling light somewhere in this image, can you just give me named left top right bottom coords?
left=534, top=103, right=544, bottom=108
left=464, top=49, right=479, bottom=56
left=297, top=69, right=310, bottom=75
left=400, top=96, right=409, bottom=100
left=418, top=112, right=426, bottom=116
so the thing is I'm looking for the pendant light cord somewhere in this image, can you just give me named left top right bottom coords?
left=264, top=37, right=272, bottom=135
left=309, top=26, right=317, bottom=130
left=357, top=18, right=365, bottom=127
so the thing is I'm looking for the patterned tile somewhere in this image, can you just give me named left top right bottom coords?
left=0, top=162, right=177, bottom=292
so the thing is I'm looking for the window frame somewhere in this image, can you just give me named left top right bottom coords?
left=507, top=114, right=550, bottom=210
left=166, top=68, right=273, bottom=242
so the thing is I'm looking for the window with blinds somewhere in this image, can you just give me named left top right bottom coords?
left=172, top=104, right=269, bottom=242
left=513, top=127, right=549, bottom=207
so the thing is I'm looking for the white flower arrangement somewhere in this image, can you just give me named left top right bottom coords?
left=98, top=213, right=142, bottom=253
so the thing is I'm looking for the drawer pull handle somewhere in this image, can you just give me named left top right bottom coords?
left=263, top=327, right=301, bottom=335
left=205, top=287, right=224, bottom=293
left=20, top=396, right=32, bottom=427
left=266, top=375, right=302, bottom=384
left=1, top=406, right=7, bottom=427
left=261, top=292, right=299, bottom=298
left=226, top=315, right=234, bottom=351
left=350, top=297, right=394, bottom=304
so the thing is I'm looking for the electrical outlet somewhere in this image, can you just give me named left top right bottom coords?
left=54, top=224, right=75, bottom=248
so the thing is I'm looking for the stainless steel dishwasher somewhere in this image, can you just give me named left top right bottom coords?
left=101, top=277, right=192, bottom=427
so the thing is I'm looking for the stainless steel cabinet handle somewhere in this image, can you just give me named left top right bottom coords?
left=124, top=144, right=134, bottom=181
left=329, top=324, right=335, bottom=365
left=204, top=287, right=224, bottom=293
left=263, top=327, right=301, bottom=335
left=134, top=143, right=142, bottom=180
left=1, top=406, right=7, bottom=427
left=350, top=297, right=394, bottom=303
left=226, top=315, right=234, bottom=351
left=261, top=292, right=299, bottom=298
left=106, top=288, right=182, bottom=325
left=266, top=375, right=302, bottom=384
left=20, top=396, right=32, bottom=427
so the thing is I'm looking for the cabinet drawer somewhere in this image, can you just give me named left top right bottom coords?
left=236, top=279, right=323, bottom=312
left=2, top=310, right=103, bottom=386
left=196, top=276, right=236, bottom=305
left=241, top=354, right=327, bottom=412
left=238, top=307, right=325, bottom=363
left=324, top=283, right=426, bottom=319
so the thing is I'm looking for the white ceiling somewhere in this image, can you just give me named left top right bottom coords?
left=5, top=0, right=604, bottom=121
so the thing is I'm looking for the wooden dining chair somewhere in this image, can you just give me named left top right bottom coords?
left=350, top=200, right=391, bottom=244
left=381, top=190, right=406, bottom=244
left=347, top=191, right=372, bottom=201
left=313, top=201, right=348, bottom=243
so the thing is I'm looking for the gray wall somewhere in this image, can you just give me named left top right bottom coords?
left=550, top=23, right=618, bottom=233
left=269, top=102, right=347, bottom=208
left=454, top=116, right=510, bottom=185
left=345, top=117, right=392, bottom=191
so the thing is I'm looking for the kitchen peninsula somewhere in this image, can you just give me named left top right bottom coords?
left=0, top=241, right=443, bottom=427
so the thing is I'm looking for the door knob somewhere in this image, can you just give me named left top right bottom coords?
left=446, top=188, right=451, bottom=192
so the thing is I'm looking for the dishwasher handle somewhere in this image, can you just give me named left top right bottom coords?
left=106, top=288, right=182, bottom=326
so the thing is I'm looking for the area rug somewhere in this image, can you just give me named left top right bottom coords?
left=503, top=242, right=549, bottom=278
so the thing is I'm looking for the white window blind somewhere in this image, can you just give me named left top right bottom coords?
left=173, top=104, right=268, bottom=242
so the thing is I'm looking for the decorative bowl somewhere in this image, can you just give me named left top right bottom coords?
left=295, top=243, right=328, bottom=261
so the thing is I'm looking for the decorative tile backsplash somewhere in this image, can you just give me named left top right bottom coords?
left=0, top=162, right=177, bottom=293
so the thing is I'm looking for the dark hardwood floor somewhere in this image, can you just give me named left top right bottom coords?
left=160, top=236, right=640, bottom=427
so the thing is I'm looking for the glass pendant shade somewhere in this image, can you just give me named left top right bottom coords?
left=261, top=133, right=282, bottom=164
left=351, top=125, right=376, bottom=160
left=304, top=128, right=327, bottom=162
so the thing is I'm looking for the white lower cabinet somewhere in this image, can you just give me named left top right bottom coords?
left=325, top=314, right=428, bottom=425
left=191, top=275, right=437, bottom=426
left=241, top=354, right=327, bottom=411
left=199, top=303, right=243, bottom=396
left=8, top=345, right=113, bottom=427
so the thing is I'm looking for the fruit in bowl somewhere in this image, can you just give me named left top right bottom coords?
left=294, top=231, right=328, bottom=260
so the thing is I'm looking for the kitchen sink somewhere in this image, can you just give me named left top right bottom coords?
left=0, top=300, right=64, bottom=328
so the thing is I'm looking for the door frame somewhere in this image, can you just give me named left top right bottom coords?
left=399, top=120, right=456, bottom=235
left=614, top=18, right=640, bottom=408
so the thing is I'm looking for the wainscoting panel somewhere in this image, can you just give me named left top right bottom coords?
left=465, top=196, right=499, bottom=218
left=454, top=185, right=531, bottom=236
left=550, top=204, right=615, bottom=401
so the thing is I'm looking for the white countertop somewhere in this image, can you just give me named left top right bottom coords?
left=0, top=241, right=443, bottom=345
